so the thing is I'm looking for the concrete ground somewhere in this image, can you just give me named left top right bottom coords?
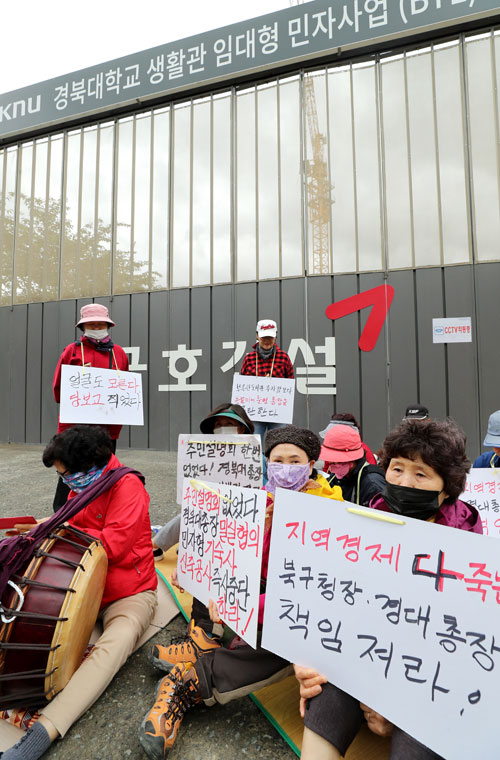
left=0, top=443, right=298, bottom=760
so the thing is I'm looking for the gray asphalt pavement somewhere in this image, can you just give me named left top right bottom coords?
left=0, top=443, right=298, bottom=760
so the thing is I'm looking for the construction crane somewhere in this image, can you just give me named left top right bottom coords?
left=290, top=0, right=333, bottom=274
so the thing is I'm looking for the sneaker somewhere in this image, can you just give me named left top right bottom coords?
left=153, top=547, right=164, bottom=563
left=139, top=662, right=201, bottom=759
left=149, top=619, right=221, bottom=672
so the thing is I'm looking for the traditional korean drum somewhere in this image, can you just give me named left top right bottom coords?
left=0, top=525, right=107, bottom=709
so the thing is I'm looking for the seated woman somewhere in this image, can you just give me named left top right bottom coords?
left=139, top=425, right=343, bottom=760
left=319, top=424, right=386, bottom=507
left=295, top=418, right=481, bottom=760
left=3, top=425, right=157, bottom=760
left=149, top=403, right=255, bottom=670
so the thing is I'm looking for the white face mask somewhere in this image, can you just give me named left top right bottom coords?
left=84, top=329, right=108, bottom=341
left=214, top=426, right=239, bottom=436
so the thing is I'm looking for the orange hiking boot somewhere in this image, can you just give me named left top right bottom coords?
left=139, top=662, right=201, bottom=759
left=149, top=619, right=221, bottom=672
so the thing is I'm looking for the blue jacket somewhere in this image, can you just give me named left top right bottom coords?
left=473, top=451, right=500, bottom=468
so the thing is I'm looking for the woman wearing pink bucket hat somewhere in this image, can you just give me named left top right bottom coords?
left=52, top=303, right=129, bottom=510
left=319, top=425, right=385, bottom=507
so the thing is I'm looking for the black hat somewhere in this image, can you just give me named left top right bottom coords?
left=264, top=425, right=321, bottom=461
left=404, top=404, right=429, bottom=420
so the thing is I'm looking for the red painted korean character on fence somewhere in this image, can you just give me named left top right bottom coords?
left=337, top=534, right=361, bottom=562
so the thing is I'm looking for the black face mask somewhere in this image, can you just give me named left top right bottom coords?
left=382, top=483, right=443, bottom=521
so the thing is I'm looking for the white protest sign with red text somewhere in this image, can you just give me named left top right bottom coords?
left=176, top=434, right=263, bottom=505
left=59, top=364, right=143, bottom=425
left=177, top=478, right=266, bottom=648
left=461, top=469, right=500, bottom=539
left=262, top=489, right=499, bottom=760
left=231, top=374, right=295, bottom=424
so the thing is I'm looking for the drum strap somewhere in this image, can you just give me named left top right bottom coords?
left=0, top=466, right=143, bottom=601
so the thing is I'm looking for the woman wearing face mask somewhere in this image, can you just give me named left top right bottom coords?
left=139, top=425, right=343, bottom=760
left=319, top=425, right=386, bottom=507
left=294, top=418, right=481, bottom=760
left=51, top=304, right=129, bottom=511
left=3, top=425, right=157, bottom=760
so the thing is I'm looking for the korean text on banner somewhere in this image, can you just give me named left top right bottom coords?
left=262, top=489, right=500, bottom=760
left=59, top=364, right=144, bottom=425
left=231, top=374, right=295, bottom=424
left=461, top=469, right=500, bottom=539
left=178, top=478, right=266, bottom=648
left=176, top=434, right=263, bottom=505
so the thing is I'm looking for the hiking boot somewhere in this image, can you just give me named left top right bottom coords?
left=139, top=662, right=201, bottom=759
left=149, top=619, right=221, bottom=672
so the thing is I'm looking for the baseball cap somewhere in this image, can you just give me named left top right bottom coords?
left=319, top=426, right=364, bottom=463
left=76, top=303, right=115, bottom=328
left=256, top=319, right=277, bottom=338
left=403, top=404, right=429, bottom=421
left=483, top=410, right=500, bottom=447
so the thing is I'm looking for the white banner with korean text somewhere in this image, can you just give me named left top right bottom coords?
left=59, top=364, right=144, bottom=425
left=461, top=469, right=500, bottom=539
left=176, top=434, right=263, bottom=505
left=231, top=374, right=295, bottom=424
left=178, top=478, right=267, bottom=649
left=262, top=489, right=499, bottom=760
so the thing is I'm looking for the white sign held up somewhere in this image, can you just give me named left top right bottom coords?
left=59, top=364, right=144, bottom=425
left=176, top=434, right=263, bottom=505
left=178, top=478, right=266, bottom=648
left=432, top=317, right=472, bottom=343
left=231, top=374, right=295, bottom=424
left=461, top=469, right=500, bottom=539
left=262, top=488, right=499, bottom=760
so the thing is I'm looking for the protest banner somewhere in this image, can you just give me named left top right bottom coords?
left=262, top=489, right=500, bottom=760
left=59, top=364, right=143, bottom=425
left=178, top=478, right=266, bottom=648
left=231, top=374, right=295, bottom=424
left=461, top=468, right=500, bottom=539
left=176, top=434, right=263, bottom=504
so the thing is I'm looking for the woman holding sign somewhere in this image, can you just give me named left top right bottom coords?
left=139, top=425, right=342, bottom=760
left=52, top=304, right=129, bottom=511
left=295, top=418, right=481, bottom=760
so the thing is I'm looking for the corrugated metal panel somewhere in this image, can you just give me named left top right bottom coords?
left=359, top=273, right=388, bottom=455
left=332, top=275, right=362, bottom=429
left=0, top=268, right=493, bottom=461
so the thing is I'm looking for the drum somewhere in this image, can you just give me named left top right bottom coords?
left=0, top=525, right=108, bottom=709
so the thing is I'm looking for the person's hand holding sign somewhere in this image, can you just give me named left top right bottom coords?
left=208, top=599, right=222, bottom=625
left=293, top=664, right=328, bottom=718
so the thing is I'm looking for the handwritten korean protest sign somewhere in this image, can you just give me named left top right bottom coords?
left=262, top=489, right=500, bottom=760
left=461, top=469, right=500, bottom=539
left=176, top=434, right=263, bottom=505
left=231, top=374, right=295, bottom=424
left=59, top=365, right=143, bottom=425
left=178, top=478, right=266, bottom=648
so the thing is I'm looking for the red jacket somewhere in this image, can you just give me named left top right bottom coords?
left=68, top=454, right=157, bottom=607
left=53, top=336, right=129, bottom=440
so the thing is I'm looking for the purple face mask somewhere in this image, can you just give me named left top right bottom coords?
left=266, top=462, right=311, bottom=494
left=328, top=462, right=352, bottom=480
